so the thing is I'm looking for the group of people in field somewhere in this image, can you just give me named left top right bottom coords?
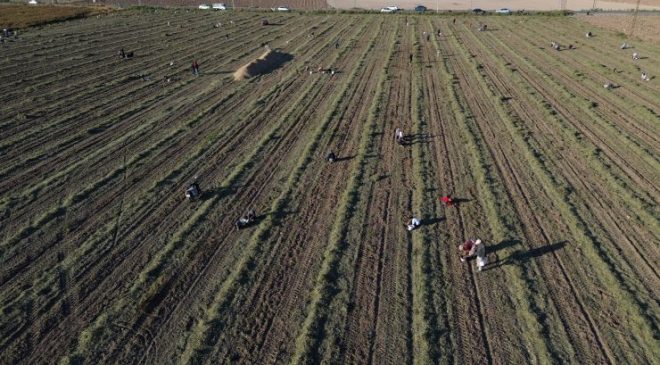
left=552, top=32, right=652, bottom=87
left=395, top=128, right=488, bottom=272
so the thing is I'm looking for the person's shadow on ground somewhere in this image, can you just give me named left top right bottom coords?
left=485, top=240, right=568, bottom=270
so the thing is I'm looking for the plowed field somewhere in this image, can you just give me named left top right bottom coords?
left=0, top=10, right=658, bottom=365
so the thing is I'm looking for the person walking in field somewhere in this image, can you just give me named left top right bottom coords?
left=192, top=60, right=200, bottom=75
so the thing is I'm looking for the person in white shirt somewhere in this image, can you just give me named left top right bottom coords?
left=406, top=216, right=421, bottom=231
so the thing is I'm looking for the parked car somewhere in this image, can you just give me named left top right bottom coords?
left=198, top=4, right=211, bottom=9
left=276, top=5, right=290, bottom=11
left=472, top=8, right=484, bottom=14
left=212, top=3, right=226, bottom=9
left=380, top=5, right=399, bottom=12
left=495, top=8, right=511, bottom=14
left=415, top=5, right=427, bottom=12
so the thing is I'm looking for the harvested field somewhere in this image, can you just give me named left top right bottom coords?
left=0, top=4, right=112, bottom=29
left=578, top=13, right=660, bottom=43
left=0, top=10, right=658, bottom=365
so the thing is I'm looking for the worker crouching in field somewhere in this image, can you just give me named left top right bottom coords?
left=459, top=239, right=488, bottom=271
left=395, top=128, right=405, bottom=145
left=236, top=209, right=257, bottom=229
left=440, top=195, right=454, bottom=207
left=406, top=216, right=421, bottom=231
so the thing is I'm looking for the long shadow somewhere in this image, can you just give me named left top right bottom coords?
left=488, top=239, right=521, bottom=254
left=452, top=197, right=471, bottom=206
left=400, top=133, right=432, bottom=146
left=487, top=241, right=568, bottom=270
left=335, top=155, right=356, bottom=162
left=268, top=209, right=299, bottom=220
left=422, top=216, right=445, bottom=226
left=199, top=186, right=235, bottom=201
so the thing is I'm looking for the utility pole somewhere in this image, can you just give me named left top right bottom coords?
left=629, top=0, right=641, bottom=37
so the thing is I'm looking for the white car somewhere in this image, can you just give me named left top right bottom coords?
left=380, top=5, right=399, bottom=12
left=495, top=8, right=511, bottom=14
left=276, top=6, right=290, bottom=11
left=198, top=4, right=211, bottom=9
left=212, top=3, right=226, bottom=9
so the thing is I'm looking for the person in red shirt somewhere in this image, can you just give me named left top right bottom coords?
left=440, top=195, right=454, bottom=207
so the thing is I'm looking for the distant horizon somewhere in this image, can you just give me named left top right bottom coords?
left=327, top=0, right=660, bottom=11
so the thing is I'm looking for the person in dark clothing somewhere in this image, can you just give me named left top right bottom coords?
left=192, top=60, right=200, bottom=75
left=327, top=151, right=336, bottom=162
